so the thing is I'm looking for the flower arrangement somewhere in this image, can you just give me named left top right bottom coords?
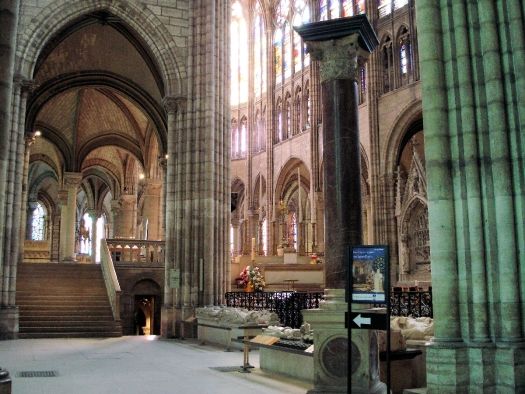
left=239, top=265, right=266, bottom=291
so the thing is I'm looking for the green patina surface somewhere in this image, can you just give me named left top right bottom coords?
left=417, top=0, right=525, bottom=392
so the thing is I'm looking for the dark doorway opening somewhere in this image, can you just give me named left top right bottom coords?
left=133, top=295, right=160, bottom=335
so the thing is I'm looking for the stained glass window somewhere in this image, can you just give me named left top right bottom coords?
left=398, top=26, right=411, bottom=85
left=254, top=2, right=266, bottom=96
left=330, top=0, right=341, bottom=18
left=320, top=0, right=328, bottom=20
left=378, top=0, right=392, bottom=17
left=293, top=0, right=310, bottom=71
left=294, top=92, right=301, bottom=135
left=231, top=1, right=248, bottom=105
left=284, top=94, right=291, bottom=138
left=79, top=213, right=92, bottom=255
left=356, top=0, right=365, bottom=14
left=31, top=202, right=46, bottom=241
left=342, top=0, right=354, bottom=16
left=274, top=28, right=283, bottom=84
left=283, top=22, right=292, bottom=79
left=400, top=44, right=408, bottom=74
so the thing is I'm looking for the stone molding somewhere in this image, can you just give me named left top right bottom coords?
left=162, top=95, right=187, bottom=114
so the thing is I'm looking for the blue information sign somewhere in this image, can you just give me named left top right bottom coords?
left=351, top=246, right=389, bottom=304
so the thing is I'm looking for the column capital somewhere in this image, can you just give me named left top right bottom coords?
left=162, top=95, right=187, bottom=114
left=63, top=172, right=83, bottom=188
left=295, top=15, right=378, bottom=83
left=306, top=35, right=369, bottom=82
left=86, top=208, right=101, bottom=219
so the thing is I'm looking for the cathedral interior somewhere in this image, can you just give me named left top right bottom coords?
left=0, top=0, right=524, bottom=393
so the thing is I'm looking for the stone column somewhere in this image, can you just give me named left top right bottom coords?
left=0, top=3, right=20, bottom=290
left=142, top=179, right=162, bottom=240
left=61, top=172, right=82, bottom=261
left=296, top=16, right=379, bottom=394
left=117, top=194, right=137, bottom=239
left=109, top=199, right=120, bottom=238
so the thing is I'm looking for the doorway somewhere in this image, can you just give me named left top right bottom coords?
left=133, top=295, right=160, bottom=335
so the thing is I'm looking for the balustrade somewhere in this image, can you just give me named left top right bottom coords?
left=105, top=239, right=165, bottom=265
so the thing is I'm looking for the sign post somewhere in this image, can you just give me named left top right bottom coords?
left=349, top=245, right=390, bottom=394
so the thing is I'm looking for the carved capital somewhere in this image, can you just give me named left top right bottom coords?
left=306, top=34, right=369, bottom=83
left=63, top=172, right=83, bottom=188
left=162, top=95, right=187, bottom=114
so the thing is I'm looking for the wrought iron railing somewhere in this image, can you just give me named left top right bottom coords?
left=225, top=291, right=324, bottom=328
left=381, top=290, right=433, bottom=318
left=225, top=289, right=432, bottom=327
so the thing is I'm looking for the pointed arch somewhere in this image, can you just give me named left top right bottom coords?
left=16, top=0, right=183, bottom=96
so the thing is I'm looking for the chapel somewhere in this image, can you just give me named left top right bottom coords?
left=0, top=0, right=523, bottom=393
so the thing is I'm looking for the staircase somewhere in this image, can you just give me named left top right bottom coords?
left=17, top=263, right=122, bottom=338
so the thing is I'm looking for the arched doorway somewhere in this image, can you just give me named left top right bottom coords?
left=131, top=279, right=162, bottom=336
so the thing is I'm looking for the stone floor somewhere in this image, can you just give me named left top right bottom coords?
left=0, top=336, right=312, bottom=393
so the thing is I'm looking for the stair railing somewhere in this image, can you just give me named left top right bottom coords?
left=100, top=239, right=122, bottom=321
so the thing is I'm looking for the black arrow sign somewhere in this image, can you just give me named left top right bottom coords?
left=349, top=312, right=388, bottom=330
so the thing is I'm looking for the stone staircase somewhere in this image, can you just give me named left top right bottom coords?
left=16, top=263, right=122, bottom=338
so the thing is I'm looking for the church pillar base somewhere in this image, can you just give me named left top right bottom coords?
left=160, top=305, right=176, bottom=338
left=304, top=288, right=384, bottom=394
left=427, top=342, right=525, bottom=393
left=0, top=306, right=18, bottom=339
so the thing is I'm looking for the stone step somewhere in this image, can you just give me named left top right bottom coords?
left=20, top=315, right=114, bottom=322
left=20, top=320, right=119, bottom=327
left=16, top=262, right=122, bottom=338
left=18, top=331, right=122, bottom=339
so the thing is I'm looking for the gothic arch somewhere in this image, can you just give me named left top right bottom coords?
left=382, top=99, right=423, bottom=174
left=16, top=0, right=184, bottom=95
left=274, top=157, right=311, bottom=203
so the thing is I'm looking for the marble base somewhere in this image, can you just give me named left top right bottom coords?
left=259, top=347, right=314, bottom=382
left=197, top=318, right=265, bottom=351
left=0, top=307, right=18, bottom=339
left=302, top=289, right=348, bottom=394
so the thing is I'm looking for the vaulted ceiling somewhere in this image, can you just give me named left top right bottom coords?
left=27, top=12, right=166, bottom=211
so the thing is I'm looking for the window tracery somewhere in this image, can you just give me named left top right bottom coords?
left=293, top=91, right=301, bottom=135
left=381, top=35, right=394, bottom=94
left=31, top=202, right=46, bottom=241
left=398, top=26, right=411, bottom=86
